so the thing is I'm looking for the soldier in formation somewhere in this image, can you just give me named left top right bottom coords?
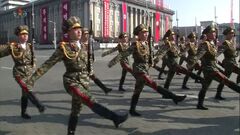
left=102, top=32, right=133, bottom=92
left=215, top=27, right=240, bottom=100
left=22, top=16, right=128, bottom=135
left=108, top=24, right=186, bottom=116
left=187, top=25, right=240, bottom=110
left=81, top=28, right=112, bottom=94
left=0, top=25, right=45, bottom=119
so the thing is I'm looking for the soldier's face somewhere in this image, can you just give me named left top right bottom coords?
left=138, top=31, right=148, bottom=41
left=82, top=33, right=89, bottom=40
left=226, top=32, right=235, bottom=39
left=18, top=34, right=28, bottom=43
left=207, top=32, right=216, bottom=40
left=121, top=36, right=128, bottom=43
left=69, top=28, right=82, bottom=40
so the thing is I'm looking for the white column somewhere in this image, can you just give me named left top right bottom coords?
left=139, top=9, right=142, bottom=24
left=130, top=7, right=134, bottom=37
left=83, top=1, right=89, bottom=27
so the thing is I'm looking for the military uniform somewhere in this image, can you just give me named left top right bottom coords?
left=182, top=32, right=199, bottom=89
left=27, top=16, right=128, bottom=135
left=102, top=32, right=132, bottom=91
left=0, top=25, right=44, bottom=119
left=154, top=30, right=203, bottom=90
left=215, top=27, right=240, bottom=100
left=178, top=36, right=187, bottom=66
left=81, top=28, right=112, bottom=94
left=188, top=25, right=240, bottom=110
left=108, top=24, right=186, bottom=116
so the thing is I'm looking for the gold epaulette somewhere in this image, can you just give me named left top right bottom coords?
left=60, top=41, right=79, bottom=59
left=10, top=41, right=23, bottom=58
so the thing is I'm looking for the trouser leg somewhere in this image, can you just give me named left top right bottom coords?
left=119, top=68, right=127, bottom=91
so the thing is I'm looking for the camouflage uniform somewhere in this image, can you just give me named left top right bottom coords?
left=108, top=24, right=186, bottom=116
left=81, top=28, right=112, bottom=94
left=0, top=25, right=44, bottom=119
left=216, top=27, right=240, bottom=100
left=154, top=30, right=203, bottom=90
left=28, top=16, right=128, bottom=135
left=178, top=36, right=187, bottom=66
left=188, top=25, right=240, bottom=110
left=182, top=32, right=199, bottom=89
left=102, top=32, right=133, bottom=91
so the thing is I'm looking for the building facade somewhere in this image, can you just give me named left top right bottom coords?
left=0, top=0, right=30, bottom=11
left=0, top=0, right=174, bottom=47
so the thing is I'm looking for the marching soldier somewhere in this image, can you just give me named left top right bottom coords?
left=81, top=28, right=112, bottom=94
left=187, top=25, right=240, bottom=110
left=0, top=25, right=45, bottom=119
left=154, top=29, right=203, bottom=91
left=181, top=32, right=199, bottom=89
left=195, top=34, right=207, bottom=83
left=178, top=36, right=187, bottom=66
left=102, top=32, right=133, bottom=91
left=108, top=24, right=186, bottom=116
left=215, top=27, right=240, bottom=100
left=25, top=16, right=128, bottom=135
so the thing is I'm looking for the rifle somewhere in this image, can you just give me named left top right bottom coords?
left=148, top=26, right=153, bottom=65
left=31, top=27, right=35, bottom=67
left=87, top=20, right=94, bottom=74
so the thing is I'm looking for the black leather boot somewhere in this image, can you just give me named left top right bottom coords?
left=237, top=75, right=240, bottom=84
left=129, top=94, right=141, bottom=116
left=27, top=92, right=45, bottom=113
left=156, top=86, right=186, bottom=104
left=182, top=75, right=190, bottom=89
left=21, top=96, right=31, bottom=119
left=197, top=90, right=208, bottom=110
left=91, top=103, right=128, bottom=128
left=93, top=78, right=112, bottom=94
left=215, top=84, right=225, bottom=100
left=67, top=114, right=78, bottom=135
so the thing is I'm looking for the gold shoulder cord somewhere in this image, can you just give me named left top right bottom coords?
left=205, top=41, right=216, bottom=55
left=136, top=41, right=147, bottom=56
left=61, top=42, right=79, bottom=59
left=10, top=42, right=23, bottom=59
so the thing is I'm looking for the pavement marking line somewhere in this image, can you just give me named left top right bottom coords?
left=1, top=66, right=12, bottom=70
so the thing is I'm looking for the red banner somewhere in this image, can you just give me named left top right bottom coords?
left=40, top=7, right=48, bottom=44
left=156, top=0, right=163, bottom=9
left=155, top=12, right=160, bottom=42
left=103, top=0, right=110, bottom=39
left=122, top=2, right=127, bottom=32
left=62, top=0, right=70, bottom=41
left=165, top=16, right=169, bottom=32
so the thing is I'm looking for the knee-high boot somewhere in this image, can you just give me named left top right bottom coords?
left=197, top=89, right=208, bottom=110
left=129, top=94, right=141, bottom=116
left=156, top=86, right=186, bottom=104
left=21, top=96, right=31, bottom=119
left=27, top=92, right=45, bottom=113
left=215, top=83, right=225, bottom=100
left=91, top=103, right=128, bottom=128
left=93, top=78, right=112, bottom=94
left=67, top=114, right=78, bottom=135
left=182, top=75, right=190, bottom=89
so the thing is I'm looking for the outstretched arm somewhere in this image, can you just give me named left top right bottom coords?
left=108, top=45, right=133, bottom=68
left=101, top=46, right=118, bottom=57
left=30, top=47, right=63, bottom=84
left=0, top=44, right=10, bottom=58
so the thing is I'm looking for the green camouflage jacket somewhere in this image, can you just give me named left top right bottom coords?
left=31, top=41, right=89, bottom=89
left=102, top=43, right=130, bottom=64
left=108, top=41, right=151, bottom=74
left=0, top=42, right=35, bottom=80
left=218, top=40, right=238, bottom=66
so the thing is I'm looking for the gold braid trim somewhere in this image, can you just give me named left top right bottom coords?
left=136, top=41, right=148, bottom=57
left=60, top=42, right=79, bottom=59
left=204, top=41, right=217, bottom=56
left=10, top=42, right=23, bottom=59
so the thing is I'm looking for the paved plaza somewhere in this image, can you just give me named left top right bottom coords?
left=0, top=49, right=239, bottom=135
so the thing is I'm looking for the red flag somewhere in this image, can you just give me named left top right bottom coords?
left=122, top=2, right=128, bottom=32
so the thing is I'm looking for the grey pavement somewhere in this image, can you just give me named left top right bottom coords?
left=0, top=49, right=239, bottom=135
